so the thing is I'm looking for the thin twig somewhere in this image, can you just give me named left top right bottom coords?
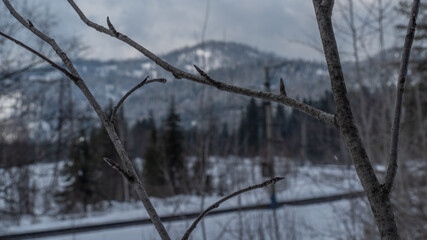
left=3, top=0, right=81, bottom=77
left=193, top=64, right=220, bottom=88
left=110, top=77, right=166, bottom=122
left=384, top=0, right=420, bottom=194
left=181, top=177, right=284, bottom=240
left=0, top=60, right=43, bottom=81
left=106, top=17, right=119, bottom=37
left=312, top=0, right=406, bottom=238
left=3, top=1, right=171, bottom=239
left=103, top=158, right=136, bottom=183
left=313, top=0, right=381, bottom=194
left=66, top=0, right=335, bottom=126
left=0, top=31, right=78, bottom=82
left=279, top=77, right=287, bottom=96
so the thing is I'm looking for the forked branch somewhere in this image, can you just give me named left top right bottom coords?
left=312, top=0, right=420, bottom=238
left=384, top=0, right=420, bottom=194
left=312, top=0, right=381, bottom=194
left=3, top=0, right=420, bottom=239
left=66, top=0, right=335, bottom=126
left=110, top=76, right=167, bottom=122
left=181, top=177, right=284, bottom=240
left=103, top=158, right=136, bottom=183
left=0, top=31, right=78, bottom=82
left=279, top=78, right=287, bottom=96
left=2, top=1, right=171, bottom=239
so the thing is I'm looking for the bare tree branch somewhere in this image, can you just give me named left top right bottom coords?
left=2, top=0, right=419, bottom=238
left=313, top=0, right=400, bottom=239
left=279, top=77, right=287, bottom=96
left=181, top=177, right=284, bottom=240
left=106, top=16, right=119, bottom=37
left=384, top=0, right=420, bottom=194
left=66, top=0, right=335, bottom=126
left=103, top=158, right=136, bottom=183
left=193, top=64, right=226, bottom=89
left=0, top=31, right=77, bottom=82
left=312, top=0, right=419, bottom=238
left=110, top=77, right=167, bottom=122
left=0, top=60, right=43, bottom=81
left=2, top=1, right=171, bottom=239
left=3, top=0, right=80, bottom=77
left=312, top=0, right=381, bottom=194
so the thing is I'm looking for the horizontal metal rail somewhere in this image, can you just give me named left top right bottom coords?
left=0, top=191, right=365, bottom=240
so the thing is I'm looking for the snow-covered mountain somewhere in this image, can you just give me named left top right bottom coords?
left=19, top=41, right=338, bottom=127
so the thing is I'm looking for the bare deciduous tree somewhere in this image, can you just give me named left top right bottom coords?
left=0, top=0, right=421, bottom=239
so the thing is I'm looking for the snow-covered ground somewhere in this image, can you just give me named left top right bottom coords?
left=0, top=157, right=373, bottom=239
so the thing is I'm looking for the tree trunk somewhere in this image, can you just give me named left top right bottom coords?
left=312, top=1, right=399, bottom=238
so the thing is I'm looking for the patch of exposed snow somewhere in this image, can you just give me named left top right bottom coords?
left=0, top=92, right=22, bottom=120
left=141, top=63, right=151, bottom=70
left=195, top=49, right=212, bottom=59
left=1, top=158, right=367, bottom=239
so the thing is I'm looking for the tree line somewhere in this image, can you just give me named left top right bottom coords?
left=1, top=77, right=426, bottom=216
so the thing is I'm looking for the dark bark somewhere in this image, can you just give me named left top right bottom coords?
left=2, top=1, right=171, bottom=239
left=385, top=0, right=420, bottom=193
left=66, top=0, right=335, bottom=126
left=1, top=0, right=420, bottom=238
left=312, top=0, right=419, bottom=239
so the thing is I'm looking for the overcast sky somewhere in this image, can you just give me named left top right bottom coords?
left=7, top=0, right=403, bottom=61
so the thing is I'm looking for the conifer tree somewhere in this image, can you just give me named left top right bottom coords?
left=240, top=98, right=260, bottom=156
left=142, top=117, right=166, bottom=196
left=88, top=103, right=128, bottom=201
left=163, top=98, right=187, bottom=194
left=219, top=122, right=229, bottom=155
left=274, top=104, right=287, bottom=140
left=246, top=99, right=260, bottom=154
left=130, top=113, right=154, bottom=159
left=237, top=113, right=247, bottom=155
left=56, top=131, right=99, bottom=213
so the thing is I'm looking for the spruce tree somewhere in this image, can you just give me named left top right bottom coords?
left=237, top=99, right=262, bottom=156
left=88, top=125, right=119, bottom=200
left=163, top=98, right=187, bottom=194
left=274, top=104, right=287, bottom=140
left=130, top=111, right=154, bottom=159
left=88, top=103, right=129, bottom=201
left=237, top=114, right=247, bottom=155
left=245, top=98, right=260, bottom=156
left=56, top=131, right=99, bottom=213
left=219, top=122, right=229, bottom=155
left=142, top=119, right=167, bottom=196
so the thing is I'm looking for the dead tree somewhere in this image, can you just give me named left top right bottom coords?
left=0, top=0, right=420, bottom=239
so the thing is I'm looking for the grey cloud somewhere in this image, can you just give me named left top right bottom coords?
left=29, top=0, right=396, bottom=61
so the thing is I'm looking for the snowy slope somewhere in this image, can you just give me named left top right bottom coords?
left=16, top=41, right=334, bottom=127
left=1, top=158, right=370, bottom=240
